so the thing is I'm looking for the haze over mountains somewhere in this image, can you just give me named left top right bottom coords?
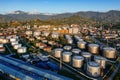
left=0, top=10, right=120, bottom=23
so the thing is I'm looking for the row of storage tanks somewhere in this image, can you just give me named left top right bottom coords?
left=71, top=35, right=117, bottom=59
left=77, top=41, right=117, bottom=59
left=0, top=36, right=9, bottom=52
left=0, top=35, right=27, bottom=54
left=53, top=43, right=117, bottom=77
left=65, top=35, right=84, bottom=45
left=9, top=36, right=27, bottom=54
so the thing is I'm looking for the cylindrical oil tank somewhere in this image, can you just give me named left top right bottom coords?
left=0, top=44, right=3, bottom=48
left=88, top=44, right=99, bottom=54
left=63, top=46, right=72, bottom=51
left=65, top=35, right=73, bottom=44
left=72, top=56, right=84, bottom=68
left=11, top=41, right=18, bottom=46
left=14, top=44, right=22, bottom=50
left=62, top=52, right=72, bottom=63
left=82, top=52, right=92, bottom=62
left=54, top=48, right=63, bottom=58
left=68, top=39, right=73, bottom=44
left=0, top=38, right=3, bottom=43
left=72, top=49, right=81, bottom=54
left=77, top=41, right=86, bottom=49
left=87, top=61, right=100, bottom=77
left=103, top=47, right=117, bottom=59
left=17, top=47, right=27, bottom=54
left=2, top=39, right=9, bottom=44
left=94, top=55, right=106, bottom=69
left=10, top=38, right=16, bottom=42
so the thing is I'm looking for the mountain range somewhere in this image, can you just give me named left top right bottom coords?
left=0, top=10, right=120, bottom=23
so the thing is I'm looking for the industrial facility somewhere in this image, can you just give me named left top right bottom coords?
left=0, top=23, right=119, bottom=80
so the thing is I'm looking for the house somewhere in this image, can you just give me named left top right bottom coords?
left=33, top=31, right=41, bottom=37
left=43, top=46, right=52, bottom=52
left=39, top=43, right=47, bottom=49
left=42, top=31, right=50, bottom=37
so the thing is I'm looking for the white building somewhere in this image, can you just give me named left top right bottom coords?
left=51, top=32, right=59, bottom=38
left=69, top=27, right=79, bottom=34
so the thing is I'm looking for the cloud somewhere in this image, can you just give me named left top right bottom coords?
left=28, top=10, right=40, bottom=14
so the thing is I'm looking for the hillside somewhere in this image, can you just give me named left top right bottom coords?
left=0, top=10, right=120, bottom=23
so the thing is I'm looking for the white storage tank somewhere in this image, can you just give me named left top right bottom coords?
left=72, top=56, right=84, bottom=68
left=81, top=52, right=92, bottom=62
left=0, top=38, right=3, bottom=43
left=54, top=48, right=63, bottom=58
left=62, top=52, right=72, bottom=63
left=11, top=41, right=18, bottom=46
left=3, top=39, right=9, bottom=44
left=65, top=35, right=73, bottom=44
left=10, top=38, right=16, bottom=42
left=87, top=61, right=100, bottom=77
left=103, top=47, right=117, bottom=59
left=14, top=44, right=22, bottom=50
left=77, top=41, right=86, bottom=49
left=0, top=44, right=3, bottom=48
left=94, top=55, right=106, bottom=69
left=72, top=49, right=81, bottom=54
left=17, top=47, right=27, bottom=54
left=68, top=39, right=73, bottom=44
left=0, top=44, right=5, bottom=52
left=74, top=35, right=83, bottom=42
left=88, top=44, right=99, bottom=54
left=64, top=46, right=72, bottom=51
left=1, top=38, right=9, bottom=44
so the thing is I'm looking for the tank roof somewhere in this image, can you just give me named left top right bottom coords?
left=72, top=49, right=81, bottom=52
left=77, top=41, right=86, bottom=44
left=88, top=61, right=99, bottom=67
left=82, top=52, right=92, bottom=57
left=89, top=44, right=99, bottom=47
left=55, top=48, right=63, bottom=51
left=63, top=52, right=72, bottom=55
left=103, top=47, right=116, bottom=51
left=94, top=56, right=106, bottom=60
left=73, top=56, right=84, bottom=60
left=19, top=47, right=26, bottom=49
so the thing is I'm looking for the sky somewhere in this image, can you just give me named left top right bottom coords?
left=0, top=0, right=120, bottom=14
